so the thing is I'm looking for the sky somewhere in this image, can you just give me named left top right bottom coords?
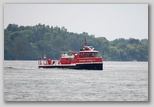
left=4, top=4, right=148, bottom=41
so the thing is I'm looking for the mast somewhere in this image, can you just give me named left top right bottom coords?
left=84, top=38, right=87, bottom=46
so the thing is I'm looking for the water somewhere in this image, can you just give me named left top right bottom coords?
left=4, top=61, right=148, bottom=101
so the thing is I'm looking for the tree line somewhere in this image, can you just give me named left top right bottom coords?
left=4, top=23, right=148, bottom=61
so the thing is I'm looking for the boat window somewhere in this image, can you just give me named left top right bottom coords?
left=80, top=52, right=98, bottom=57
left=80, top=53, right=83, bottom=57
left=87, top=53, right=91, bottom=57
left=92, top=52, right=97, bottom=57
left=84, top=52, right=91, bottom=57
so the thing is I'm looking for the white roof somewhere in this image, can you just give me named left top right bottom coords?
left=61, top=53, right=74, bottom=58
left=79, top=50, right=99, bottom=53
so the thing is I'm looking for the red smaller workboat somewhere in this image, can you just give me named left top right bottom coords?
left=38, top=39, right=103, bottom=70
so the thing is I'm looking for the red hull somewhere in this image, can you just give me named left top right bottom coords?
left=38, top=62, right=103, bottom=70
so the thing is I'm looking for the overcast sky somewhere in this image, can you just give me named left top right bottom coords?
left=4, top=4, right=148, bottom=40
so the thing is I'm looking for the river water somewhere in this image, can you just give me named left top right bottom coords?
left=4, top=61, right=148, bottom=101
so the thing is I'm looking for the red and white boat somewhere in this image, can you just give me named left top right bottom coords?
left=38, top=39, right=103, bottom=70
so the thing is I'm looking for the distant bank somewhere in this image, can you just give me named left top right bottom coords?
left=4, top=24, right=148, bottom=61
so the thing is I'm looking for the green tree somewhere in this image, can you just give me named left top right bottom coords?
left=4, top=23, right=148, bottom=61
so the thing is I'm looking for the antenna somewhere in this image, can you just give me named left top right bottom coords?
left=84, top=38, right=87, bottom=46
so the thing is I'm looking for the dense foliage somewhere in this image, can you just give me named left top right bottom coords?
left=4, top=24, right=148, bottom=61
